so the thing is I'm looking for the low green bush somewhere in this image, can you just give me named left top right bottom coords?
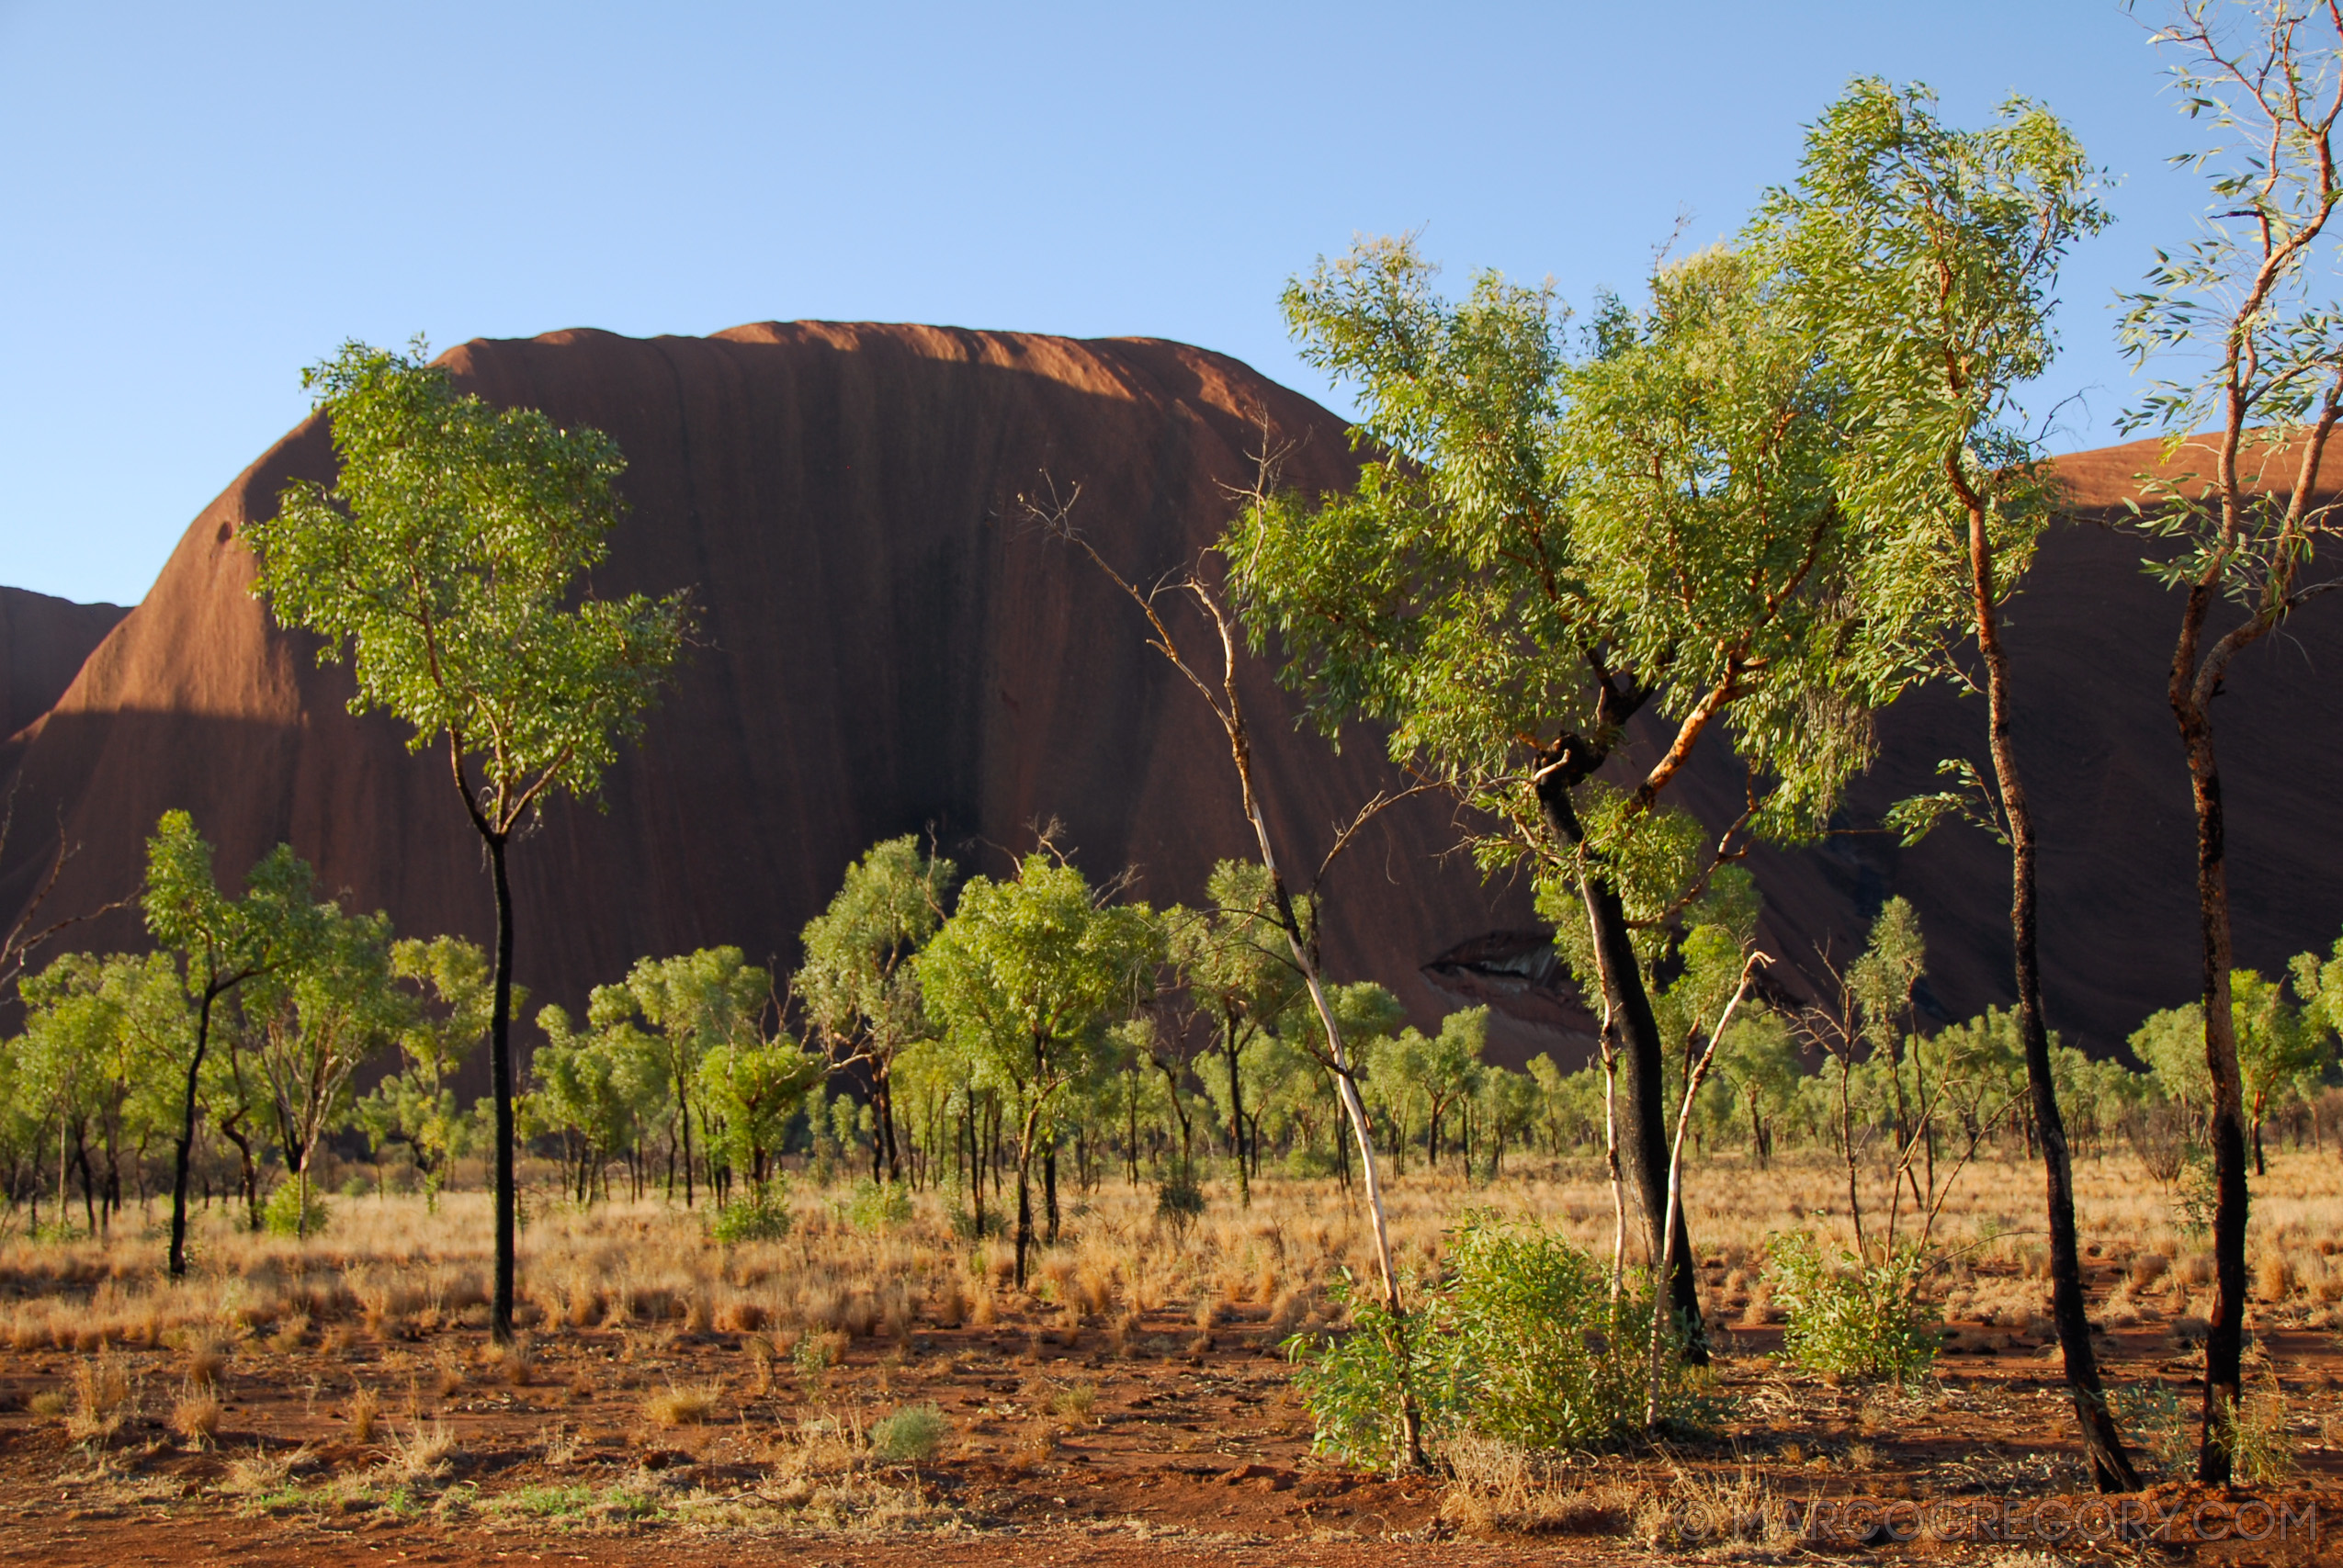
left=707, top=1190, right=792, bottom=1244
left=1286, top=1214, right=1705, bottom=1470
left=1764, top=1232, right=1938, bottom=1384
left=869, top=1402, right=948, bottom=1461
left=262, top=1178, right=332, bottom=1238
left=844, top=1178, right=911, bottom=1231
left=1154, top=1177, right=1205, bottom=1231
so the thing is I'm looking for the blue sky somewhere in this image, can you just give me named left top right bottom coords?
left=3, top=2, right=2211, bottom=605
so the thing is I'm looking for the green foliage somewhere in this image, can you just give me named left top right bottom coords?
left=529, top=1001, right=665, bottom=1200
left=1362, top=1007, right=1488, bottom=1171
left=916, top=852, right=1160, bottom=1266
left=2116, top=4, right=2343, bottom=599
left=1229, top=225, right=1914, bottom=920
left=2112, top=1382, right=2193, bottom=1479
left=796, top=836, right=956, bottom=1064
left=1287, top=1269, right=1432, bottom=1470
left=1764, top=1232, right=1939, bottom=1384
left=869, top=1403, right=948, bottom=1462
left=1289, top=1219, right=1699, bottom=1469
left=706, top=1189, right=792, bottom=1245
left=1758, top=81, right=2107, bottom=847
left=595, top=946, right=775, bottom=1202
left=142, top=812, right=326, bottom=998
left=1153, top=1176, right=1205, bottom=1229
left=700, top=1037, right=822, bottom=1190
left=245, top=341, right=692, bottom=818
left=1434, top=1216, right=1701, bottom=1445
left=357, top=937, right=504, bottom=1195
left=236, top=904, right=408, bottom=1193
left=261, top=1178, right=332, bottom=1238
left=844, top=1177, right=912, bottom=1231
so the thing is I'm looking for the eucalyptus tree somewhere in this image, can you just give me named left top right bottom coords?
left=531, top=1000, right=665, bottom=1203
left=240, top=905, right=408, bottom=1235
left=915, top=852, right=1160, bottom=1285
left=143, top=810, right=326, bottom=1277
left=245, top=341, right=692, bottom=1340
left=598, top=946, right=772, bottom=1207
left=1756, top=79, right=2128, bottom=1486
left=795, top=835, right=957, bottom=1183
left=15, top=952, right=184, bottom=1231
left=2231, top=968, right=2327, bottom=1173
left=701, top=1032, right=823, bottom=1196
left=1229, top=235, right=1913, bottom=1352
left=357, top=936, right=504, bottom=1207
left=1167, top=860, right=1307, bottom=1206
left=2116, top=1, right=2343, bottom=1479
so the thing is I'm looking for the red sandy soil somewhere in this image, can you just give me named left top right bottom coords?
left=0, top=1270, right=2337, bottom=1567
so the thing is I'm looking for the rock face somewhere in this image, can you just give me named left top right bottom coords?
left=2, top=324, right=2338, bottom=1066
left=0, top=323, right=1564, bottom=1059
left=0, top=588, right=126, bottom=742
left=1668, top=434, right=2343, bottom=1053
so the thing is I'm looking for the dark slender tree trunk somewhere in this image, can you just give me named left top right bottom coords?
left=2180, top=719, right=2249, bottom=1482
left=1044, top=1145, right=1059, bottom=1244
left=1967, top=489, right=2139, bottom=1492
left=487, top=830, right=517, bottom=1346
left=877, top=1069, right=900, bottom=1184
left=1013, top=1156, right=1034, bottom=1288
left=1223, top=1010, right=1250, bottom=1207
left=1534, top=747, right=1705, bottom=1364
left=167, top=987, right=220, bottom=1278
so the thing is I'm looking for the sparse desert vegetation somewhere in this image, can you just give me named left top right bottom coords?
left=13, top=6, right=2343, bottom=1566
left=0, top=1147, right=2335, bottom=1561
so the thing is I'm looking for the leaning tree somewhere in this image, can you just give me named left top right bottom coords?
left=245, top=341, right=692, bottom=1342
left=1228, top=233, right=1917, bottom=1357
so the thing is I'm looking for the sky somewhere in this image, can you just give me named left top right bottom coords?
left=0, top=1, right=2217, bottom=606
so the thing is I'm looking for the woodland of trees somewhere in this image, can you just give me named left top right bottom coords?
left=1, top=0, right=2338, bottom=1490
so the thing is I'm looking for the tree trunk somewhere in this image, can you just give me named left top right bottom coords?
left=486, top=830, right=518, bottom=1346
left=1968, top=486, right=2140, bottom=1493
left=1044, top=1145, right=1059, bottom=1245
left=2181, top=719, right=2249, bottom=1482
left=1013, top=1156, right=1034, bottom=1289
left=167, top=987, right=220, bottom=1278
left=1224, top=1010, right=1250, bottom=1208
left=1534, top=750, right=1705, bottom=1363
left=877, top=1068, right=900, bottom=1184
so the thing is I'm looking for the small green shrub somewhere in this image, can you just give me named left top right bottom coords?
left=844, top=1178, right=911, bottom=1231
left=1286, top=1269, right=1435, bottom=1468
left=948, top=1201, right=1004, bottom=1240
left=869, top=1402, right=948, bottom=1461
left=1155, top=1177, right=1205, bottom=1232
left=2111, top=1382, right=2193, bottom=1478
left=707, top=1190, right=791, bottom=1244
left=1287, top=1215, right=1703, bottom=1470
left=1764, top=1232, right=1937, bottom=1383
left=262, top=1178, right=332, bottom=1238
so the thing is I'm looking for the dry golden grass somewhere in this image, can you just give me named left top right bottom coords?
left=345, top=1382, right=381, bottom=1443
left=643, top=1380, right=722, bottom=1427
left=169, top=1382, right=221, bottom=1446
left=0, top=1143, right=2333, bottom=1435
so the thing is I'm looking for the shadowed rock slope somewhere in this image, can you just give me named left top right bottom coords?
left=0, top=588, right=126, bottom=742
left=0, top=323, right=1564, bottom=1060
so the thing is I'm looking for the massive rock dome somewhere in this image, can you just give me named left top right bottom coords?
left=0, top=323, right=1565, bottom=1056
left=2, top=322, right=2339, bottom=1062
